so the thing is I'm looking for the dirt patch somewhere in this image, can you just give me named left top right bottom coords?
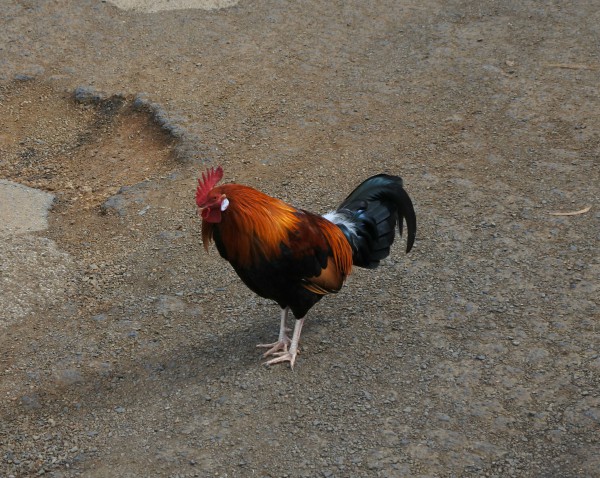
left=0, top=81, right=187, bottom=262
left=0, top=81, right=177, bottom=209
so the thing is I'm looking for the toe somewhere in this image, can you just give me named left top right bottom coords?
left=264, top=351, right=297, bottom=368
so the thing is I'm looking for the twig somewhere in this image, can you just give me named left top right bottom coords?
left=545, top=63, right=599, bottom=71
left=549, top=206, right=592, bottom=216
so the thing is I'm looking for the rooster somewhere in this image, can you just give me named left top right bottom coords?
left=196, top=166, right=416, bottom=368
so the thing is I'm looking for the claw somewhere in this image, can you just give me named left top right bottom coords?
left=256, top=337, right=291, bottom=357
left=264, top=350, right=298, bottom=369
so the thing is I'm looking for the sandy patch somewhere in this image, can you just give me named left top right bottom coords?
left=0, top=181, right=73, bottom=327
left=0, top=180, right=54, bottom=235
left=106, top=0, right=239, bottom=12
left=0, top=235, right=75, bottom=327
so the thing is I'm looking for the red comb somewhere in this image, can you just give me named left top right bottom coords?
left=196, top=165, right=224, bottom=207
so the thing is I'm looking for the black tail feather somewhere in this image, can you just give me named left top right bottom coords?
left=332, top=174, right=416, bottom=269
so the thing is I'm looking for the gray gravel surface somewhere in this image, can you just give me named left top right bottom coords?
left=1, top=1, right=599, bottom=477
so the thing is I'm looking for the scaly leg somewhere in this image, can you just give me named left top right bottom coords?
left=264, top=317, right=304, bottom=369
left=256, top=307, right=291, bottom=357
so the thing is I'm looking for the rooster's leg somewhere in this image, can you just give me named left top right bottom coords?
left=264, top=317, right=304, bottom=369
left=256, top=307, right=292, bottom=357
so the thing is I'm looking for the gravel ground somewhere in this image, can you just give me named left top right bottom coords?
left=1, top=1, right=599, bottom=477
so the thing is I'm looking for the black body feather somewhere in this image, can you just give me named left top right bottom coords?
left=211, top=213, right=339, bottom=319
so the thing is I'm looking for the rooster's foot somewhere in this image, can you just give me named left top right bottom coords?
left=256, top=333, right=291, bottom=357
left=263, top=349, right=299, bottom=369
left=263, top=318, right=304, bottom=369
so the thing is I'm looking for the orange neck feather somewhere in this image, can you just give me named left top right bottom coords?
left=202, top=184, right=300, bottom=267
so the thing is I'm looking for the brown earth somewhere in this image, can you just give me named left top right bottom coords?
left=1, top=1, right=599, bottom=477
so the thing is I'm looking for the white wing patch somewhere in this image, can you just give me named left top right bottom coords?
left=323, top=210, right=357, bottom=235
